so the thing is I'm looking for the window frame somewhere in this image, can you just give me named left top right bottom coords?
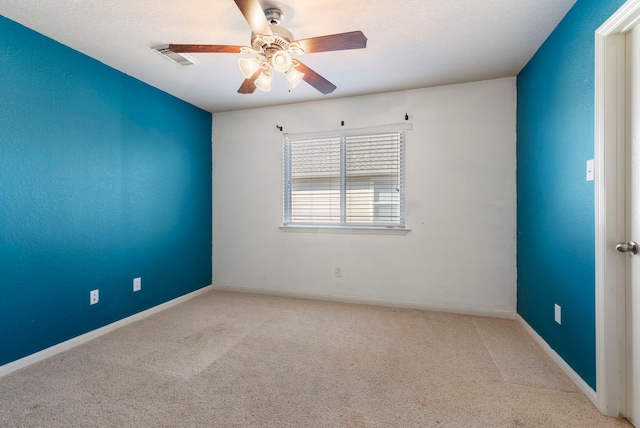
left=282, top=125, right=409, bottom=231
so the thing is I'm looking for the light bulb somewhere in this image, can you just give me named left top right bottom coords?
left=285, top=66, right=304, bottom=89
left=255, top=71, right=272, bottom=92
left=271, top=51, right=292, bottom=73
left=238, top=57, right=260, bottom=78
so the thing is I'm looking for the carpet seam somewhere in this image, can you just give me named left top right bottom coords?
left=472, top=318, right=507, bottom=384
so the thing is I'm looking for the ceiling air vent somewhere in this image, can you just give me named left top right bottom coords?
left=153, top=45, right=197, bottom=66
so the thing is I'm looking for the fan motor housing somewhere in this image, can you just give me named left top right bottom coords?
left=251, top=25, right=294, bottom=52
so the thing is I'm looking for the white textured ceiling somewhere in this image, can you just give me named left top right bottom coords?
left=0, top=0, right=577, bottom=113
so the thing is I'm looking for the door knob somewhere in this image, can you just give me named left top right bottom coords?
left=616, top=241, right=639, bottom=254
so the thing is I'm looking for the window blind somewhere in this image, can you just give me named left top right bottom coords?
left=284, top=130, right=404, bottom=227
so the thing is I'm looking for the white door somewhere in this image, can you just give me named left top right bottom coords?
left=625, top=23, right=640, bottom=426
left=597, top=0, right=640, bottom=418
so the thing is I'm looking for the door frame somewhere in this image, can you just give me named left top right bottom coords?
left=596, top=0, right=640, bottom=416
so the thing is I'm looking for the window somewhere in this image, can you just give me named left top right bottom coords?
left=283, top=130, right=405, bottom=228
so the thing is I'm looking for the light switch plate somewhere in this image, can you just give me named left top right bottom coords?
left=586, top=159, right=595, bottom=181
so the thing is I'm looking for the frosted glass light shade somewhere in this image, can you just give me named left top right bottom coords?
left=238, top=57, right=260, bottom=78
left=271, top=51, right=292, bottom=73
left=255, top=71, right=272, bottom=92
left=285, top=66, right=304, bottom=89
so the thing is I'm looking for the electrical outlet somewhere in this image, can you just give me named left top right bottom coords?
left=133, top=277, right=142, bottom=292
left=335, top=267, right=342, bottom=278
left=90, top=289, right=99, bottom=305
left=554, top=304, right=561, bottom=325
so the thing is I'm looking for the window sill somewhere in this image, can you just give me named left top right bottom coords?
left=279, top=225, right=410, bottom=235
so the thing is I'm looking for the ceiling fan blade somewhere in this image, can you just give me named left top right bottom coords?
left=168, top=44, right=244, bottom=53
left=238, top=69, right=261, bottom=94
left=294, top=61, right=337, bottom=95
left=295, top=31, right=367, bottom=54
left=234, top=0, right=273, bottom=37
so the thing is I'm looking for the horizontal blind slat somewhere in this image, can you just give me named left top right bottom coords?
left=284, top=131, right=404, bottom=226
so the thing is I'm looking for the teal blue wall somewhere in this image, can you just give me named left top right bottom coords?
left=517, top=0, right=625, bottom=389
left=0, top=16, right=212, bottom=366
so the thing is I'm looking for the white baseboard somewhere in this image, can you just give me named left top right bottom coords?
left=517, top=315, right=597, bottom=405
left=0, top=285, right=214, bottom=378
left=211, top=284, right=516, bottom=320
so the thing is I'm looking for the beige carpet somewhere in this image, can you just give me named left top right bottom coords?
left=0, top=290, right=631, bottom=427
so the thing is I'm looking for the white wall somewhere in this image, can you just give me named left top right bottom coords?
left=212, top=77, right=516, bottom=314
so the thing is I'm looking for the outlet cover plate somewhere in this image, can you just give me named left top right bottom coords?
left=554, top=304, right=561, bottom=325
left=133, top=277, right=142, bottom=292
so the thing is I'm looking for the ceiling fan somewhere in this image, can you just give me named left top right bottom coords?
left=167, top=0, right=367, bottom=95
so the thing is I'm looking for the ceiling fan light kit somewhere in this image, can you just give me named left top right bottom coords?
left=285, top=64, right=304, bottom=89
left=166, top=0, right=367, bottom=95
left=271, top=51, right=291, bottom=73
left=238, top=57, right=261, bottom=78
left=254, top=70, right=273, bottom=92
